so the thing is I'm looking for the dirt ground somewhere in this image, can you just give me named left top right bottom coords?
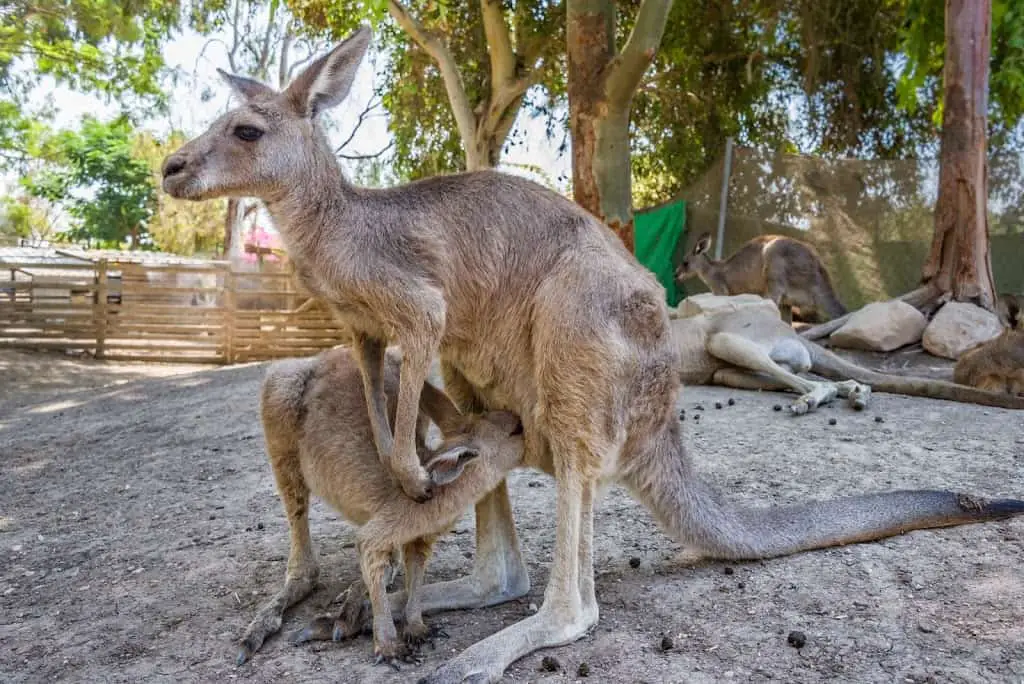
left=1, top=348, right=1022, bottom=684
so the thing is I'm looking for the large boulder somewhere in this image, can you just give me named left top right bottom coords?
left=829, top=300, right=927, bottom=352
left=673, top=293, right=779, bottom=319
left=922, top=301, right=1004, bottom=360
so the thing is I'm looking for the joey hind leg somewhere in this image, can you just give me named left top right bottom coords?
left=403, top=536, right=447, bottom=648
left=236, top=443, right=318, bottom=665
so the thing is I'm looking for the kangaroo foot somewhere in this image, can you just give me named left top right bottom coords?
left=404, top=620, right=449, bottom=651
left=790, top=382, right=838, bottom=415
left=835, top=379, right=871, bottom=411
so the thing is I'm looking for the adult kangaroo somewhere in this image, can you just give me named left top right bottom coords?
left=162, top=27, right=1024, bottom=683
left=676, top=232, right=847, bottom=322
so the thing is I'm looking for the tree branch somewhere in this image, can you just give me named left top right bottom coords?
left=481, top=0, right=516, bottom=88
left=339, top=140, right=394, bottom=160
left=388, top=0, right=478, bottom=165
left=604, top=0, right=673, bottom=104
left=334, top=95, right=383, bottom=154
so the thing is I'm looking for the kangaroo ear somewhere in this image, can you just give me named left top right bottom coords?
left=284, top=25, right=371, bottom=118
left=217, top=70, right=277, bottom=103
left=425, top=447, right=479, bottom=486
left=693, top=232, right=712, bottom=255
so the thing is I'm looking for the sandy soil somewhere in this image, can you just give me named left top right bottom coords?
left=1, top=349, right=1022, bottom=684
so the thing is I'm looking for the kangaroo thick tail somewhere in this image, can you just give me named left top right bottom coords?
left=623, top=432, right=1024, bottom=561
left=803, top=338, right=1024, bottom=410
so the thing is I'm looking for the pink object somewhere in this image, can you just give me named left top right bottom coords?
left=241, top=225, right=283, bottom=263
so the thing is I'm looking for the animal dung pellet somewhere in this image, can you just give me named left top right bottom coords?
left=659, top=634, right=674, bottom=651
left=695, top=404, right=705, bottom=411
left=723, top=566, right=734, bottom=575
left=629, top=557, right=641, bottom=569
left=577, top=662, right=591, bottom=677
left=714, top=401, right=723, bottom=409
left=773, top=404, right=783, bottom=412
left=540, top=655, right=560, bottom=672
left=874, top=416, right=884, bottom=423
left=787, top=630, right=806, bottom=648
left=828, top=418, right=837, bottom=426
left=727, top=398, right=736, bottom=406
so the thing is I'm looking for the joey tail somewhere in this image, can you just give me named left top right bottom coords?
left=803, top=340, right=1024, bottom=410
left=621, top=421, right=1024, bottom=561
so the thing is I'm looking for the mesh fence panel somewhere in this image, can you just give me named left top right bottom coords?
left=672, top=146, right=1024, bottom=309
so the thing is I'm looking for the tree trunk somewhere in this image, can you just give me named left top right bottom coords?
left=921, top=0, right=996, bottom=309
left=567, top=0, right=673, bottom=254
left=568, top=2, right=635, bottom=252
left=223, top=198, right=238, bottom=258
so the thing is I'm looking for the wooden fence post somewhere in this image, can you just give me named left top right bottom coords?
left=94, top=259, right=108, bottom=359
left=223, top=266, right=236, bottom=364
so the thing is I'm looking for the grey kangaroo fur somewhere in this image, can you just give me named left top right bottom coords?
left=676, top=232, right=847, bottom=323
left=163, top=27, right=1024, bottom=683
left=673, top=294, right=1024, bottom=412
left=236, top=347, right=524, bottom=667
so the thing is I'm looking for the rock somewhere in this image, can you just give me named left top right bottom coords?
left=673, top=293, right=779, bottom=319
left=922, top=302, right=1004, bottom=360
left=829, top=301, right=927, bottom=352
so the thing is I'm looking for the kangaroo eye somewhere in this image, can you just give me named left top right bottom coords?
left=233, top=125, right=263, bottom=142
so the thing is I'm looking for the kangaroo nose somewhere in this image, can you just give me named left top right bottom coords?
left=162, top=154, right=187, bottom=179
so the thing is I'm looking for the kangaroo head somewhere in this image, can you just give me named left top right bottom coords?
left=997, top=293, right=1022, bottom=330
left=424, top=410, right=524, bottom=487
left=161, top=26, right=371, bottom=203
left=675, top=232, right=714, bottom=282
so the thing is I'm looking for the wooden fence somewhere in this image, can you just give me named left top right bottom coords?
left=0, top=259, right=346, bottom=364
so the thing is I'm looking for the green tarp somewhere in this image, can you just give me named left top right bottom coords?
left=634, top=198, right=686, bottom=306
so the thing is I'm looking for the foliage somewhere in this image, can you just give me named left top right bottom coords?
left=21, top=116, right=157, bottom=248
left=0, top=0, right=179, bottom=107
left=288, top=0, right=565, bottom=177
left=0, top=195, right=54, bottom=240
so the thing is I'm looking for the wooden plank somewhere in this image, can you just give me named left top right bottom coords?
left=100, top=353, right=224, bottom=364
left=101, top=341, right=224, bottom=352
left=0, top=339, right=96, bottom=351
left=223, top=270, right=236, bottom=364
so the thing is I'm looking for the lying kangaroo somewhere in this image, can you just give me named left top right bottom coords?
left=954, top=294, right=1024, bottom=396
left=672, top=293, right=1024, bottom=412
left=163, top=28, right=1024, bottom=683
left=236, top=347, right=524, bottom=666
left=676, top=232, right=847, bottom=323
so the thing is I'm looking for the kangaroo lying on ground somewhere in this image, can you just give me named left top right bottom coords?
left=672, top=294, right=1024, bottom=412
left=676, top=232, right=847, bottom=323
left=236, top=347, right=524, bottom=667
left=954, top=294, right=1024, bottom=396
left=163, top=28, right=1024, bottom=683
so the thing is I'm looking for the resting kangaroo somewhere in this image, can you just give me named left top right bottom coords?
left=672, top=294, right=1024, bottom=412
left=236, top=347, right=524, bottom=666
left=954, top=294, right=1024, bottom=396
left=676, top=232, right=847, bottom=323
left=163, top=28, right=1024, bottom=683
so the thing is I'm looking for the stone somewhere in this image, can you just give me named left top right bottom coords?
left=673, top=293, right=779, bottom=319
left=829, top=301, right=927, bottom=352
left=922, top=302, right=1005, bottom=360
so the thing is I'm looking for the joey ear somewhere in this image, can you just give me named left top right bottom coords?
left=425, top=447, right=480, bottom=486
left=693, top=232, right=712, bottom=255
left=217, top=69, right=277, bottom=103
left=283, top=25, right=371, bottom=118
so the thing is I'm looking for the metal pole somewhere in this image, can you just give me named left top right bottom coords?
left=714, top=137, right=734, bottom=260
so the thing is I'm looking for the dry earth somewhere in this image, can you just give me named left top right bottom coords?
left=1, top=348, right=1022, bottom=684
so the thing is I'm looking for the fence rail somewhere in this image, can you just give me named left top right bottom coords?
left=0, top=259, right=346, bottom=364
